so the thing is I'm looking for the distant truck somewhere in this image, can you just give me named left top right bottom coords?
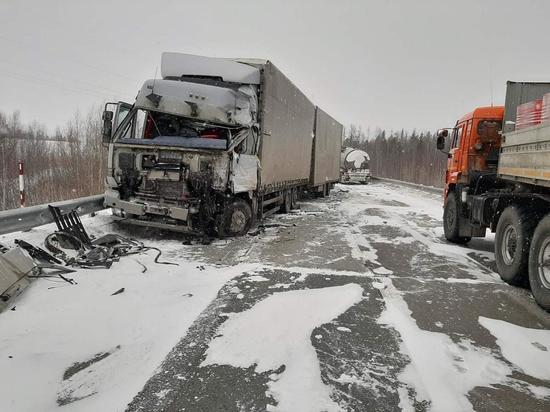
left=101, top=53, right=342, bottom=237
left=340, top=147, right=370, bottom=184
left=436, top=81, right=550, bottom=310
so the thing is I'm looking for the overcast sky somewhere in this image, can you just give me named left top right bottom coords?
left=1, top=0, right=550, bottom=135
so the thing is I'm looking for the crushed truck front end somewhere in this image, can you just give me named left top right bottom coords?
left=105, top=144, right=231, bottom=233
left=103, top=53, right=262, bottom=235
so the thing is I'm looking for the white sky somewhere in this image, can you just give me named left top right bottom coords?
left=1, top=0, right=550, bottom=135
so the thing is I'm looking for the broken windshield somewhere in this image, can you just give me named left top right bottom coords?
left=113, top=108, right=242, bottom=150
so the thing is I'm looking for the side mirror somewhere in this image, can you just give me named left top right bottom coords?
left=436, top=129, right=448, bottom=151
left=436, top=135, right=445, bottom=150
left=102, top=110, right=114, bottom=143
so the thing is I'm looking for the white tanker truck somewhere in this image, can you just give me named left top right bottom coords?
left=340, top=147, right=370, bottom=184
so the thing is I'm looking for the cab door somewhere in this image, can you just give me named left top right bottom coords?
left=113, top=102, right=132, bottom=133
left=447, top=123, right=465, bottom=183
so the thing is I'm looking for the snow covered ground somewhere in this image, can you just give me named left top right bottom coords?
left=1, top=182, right=549, bottom=411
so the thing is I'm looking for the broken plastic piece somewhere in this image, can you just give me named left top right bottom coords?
left=0, top=246, right=34, bottom=312
left=48, top=205, right=92, bottom=246
left=14, top=239, right=62, bottom=264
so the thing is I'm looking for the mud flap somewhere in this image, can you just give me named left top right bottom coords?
left=459, top=220, right=486, bottom=238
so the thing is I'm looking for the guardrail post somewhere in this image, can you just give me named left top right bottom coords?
left=18, top=160, right=25, bottom=208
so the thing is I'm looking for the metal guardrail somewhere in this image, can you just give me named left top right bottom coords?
left=0, top=180, right=438, bottom=236
left=371, top=177, right=443, bottom=195
left=0, top=195, right=105, bottom=236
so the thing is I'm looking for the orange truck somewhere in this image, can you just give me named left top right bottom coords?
left=436, top=81, right=550, bottom=311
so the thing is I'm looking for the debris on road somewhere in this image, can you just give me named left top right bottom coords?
left=0, top=245, right=34, bottom=312
left=14, top=239, right=62, bottom=264
left=45, top=205, right=178, bottom=268
left=1, top=239, right=79, bottom=311
left=111, top=288, right=125, bottom=296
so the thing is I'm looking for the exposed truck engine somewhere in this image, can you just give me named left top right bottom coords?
left=101, top=53, right=342, bottom=237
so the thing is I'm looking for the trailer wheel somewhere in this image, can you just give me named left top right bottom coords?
left=317, top=185, right=326, bottom=198
left=528, top=215, right=550, bottom=311
left=219, top=199, right=252, bottom=237
left=495, top=206, right=536, bottom=286
left=290, top=188, right=299, bottom=209
left=443, top=192, right=470, bottom=244
left=281, top=190, right=292, bottom=213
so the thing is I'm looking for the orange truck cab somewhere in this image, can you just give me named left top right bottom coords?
left=441, top=106, right=504, bottom=200
left=436, top=106, right=505, bottom=242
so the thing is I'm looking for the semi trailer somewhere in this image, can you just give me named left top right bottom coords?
left=101, top=53, right=342, bottom=237
left=436, top=81, right=550, bottom=310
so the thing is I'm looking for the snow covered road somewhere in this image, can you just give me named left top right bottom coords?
left=1, top=182, right=550, bottom=411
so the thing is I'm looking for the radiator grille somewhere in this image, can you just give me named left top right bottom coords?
left=118, top=153, right=135, bottom=170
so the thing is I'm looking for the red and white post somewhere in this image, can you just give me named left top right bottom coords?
left=18, top=160, right=25, bottom=208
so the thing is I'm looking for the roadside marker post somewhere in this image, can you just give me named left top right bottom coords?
left=18, top=160, right=25, bottom=208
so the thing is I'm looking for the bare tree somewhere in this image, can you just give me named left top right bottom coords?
left=344, top=124, right=447, bottom=187
left=0, top=106, right=106, bottom=211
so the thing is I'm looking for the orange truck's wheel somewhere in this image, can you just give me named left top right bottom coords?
left=443, top=192, right=470, bottom=244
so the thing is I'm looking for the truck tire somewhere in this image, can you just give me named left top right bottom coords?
left=219, top=199, right=252, bottom=237
left=290, top=188, right=299, bottom=210
left=281, top=190, right=292, bottom=214
left=443, top=192, right=470, bottom=244
left=528, top=215, right=550, bottom=311
left=495, top=206, right=536, bottom=286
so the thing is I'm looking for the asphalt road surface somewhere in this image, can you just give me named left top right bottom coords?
left=124, top=181, right=550, bottom=412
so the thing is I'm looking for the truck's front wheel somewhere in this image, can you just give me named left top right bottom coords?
left=219, top=199, right=252, bottom=237
left=528, top=215, right=550, bottom=311
left=443, top=192, right=470, bottom=244
left=495, top=206, right=536, bottom=286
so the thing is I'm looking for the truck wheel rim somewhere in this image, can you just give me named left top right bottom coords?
left=537, top=237, right=550, bottom=288
left=501, top=225, right=517, bottom=265
left=229, top=210, right=247, bottom=233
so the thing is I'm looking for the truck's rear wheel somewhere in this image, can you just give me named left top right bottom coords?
left=495, top=206, right=536, bottom=286
left=443, top=192, right=470, bottom=244
left=528, top=215, right=550, bottom=311
left=219, top=199, right=252, bottom=237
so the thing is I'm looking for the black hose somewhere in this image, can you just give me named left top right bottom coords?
left=143, top=246, right=178, bottom=266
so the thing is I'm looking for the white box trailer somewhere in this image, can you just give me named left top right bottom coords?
left=311, top=107, right=343, bottom=190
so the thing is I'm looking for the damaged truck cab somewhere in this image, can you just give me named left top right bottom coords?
left=103, top=53, right=261, bottom=236
left=102, top=53, right=343, bottom=236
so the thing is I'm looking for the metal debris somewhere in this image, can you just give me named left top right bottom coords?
left=15, top=239, right=63, bottom=264
left=0, top=246, right=34, bottom=312
left=46, top=205, right=178, bottom=268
